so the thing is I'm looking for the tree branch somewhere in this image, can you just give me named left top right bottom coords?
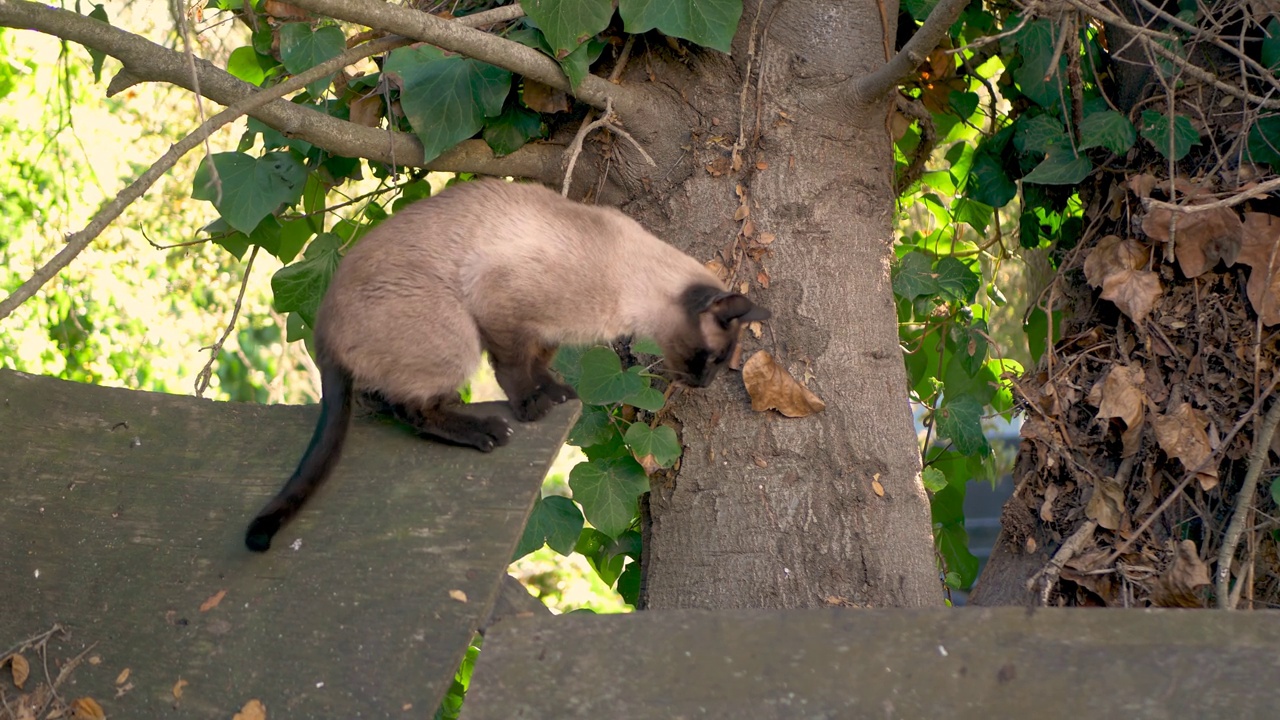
left=854, top=0, right=970, bottom=100
left=0, top=0, right=564, bottom=179
left=286, top=0, right=638, bottom=116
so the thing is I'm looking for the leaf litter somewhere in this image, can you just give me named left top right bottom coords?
left=1003, top=170, right=1280, bottom=608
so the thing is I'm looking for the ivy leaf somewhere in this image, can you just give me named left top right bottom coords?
left=623, top=423, right=682, bottom=468
left=620, top=368, right=665, bottom=411
left=948, top=90, right=979, bottom=120
left=483, top=104, right=544, bottom=157
left=1139, top=110, right=1201, bottom=161
left=935, top=395, right=989, bottom=456
left=934, top=257, right=980, bottom=303
left=1264, top=18, right=1280, bottom=73
left=1247, top=115, right=1280, bottom=168
left=1016, top=114, right=1068, bottom=155
left=1021, top=151, right=1093, bottom=185
left=569, top=457, right=650, bottom=538
left=270, top=233, right=342, bottom=327
left=616, top=561, right=641, bottom=605
left=569, top=405, right=616, bottom=447
left=227, top=46, right=269, bottom=86
left=937, top=522, right=980, bottom=588
left=192, top=151, right=307, bottom=234
left=892, top=251, right=939, bottom=300
left=922, top=466, right=948, bottom=493
left=577, top=347, right=645, bottom=405
left=513, top=495, right=584, bottom=559
left=965, top=145, right=1017, bottom=207
left=1079, top=110, right=1136, bottom=155
left=943, top=352, right=997, bottom=407
left=552, top=344, right=588, bottom=387
left=386, top=47, right=512, bottom=163
left=522, top=0, right=614, bottom=59
left=619, top=0, right=744, bottom=53
left=278, top=23, right=345, bottom=96
left=560, top=37, right=607, bottom=89
left=631, top=336, right=664, bottom=355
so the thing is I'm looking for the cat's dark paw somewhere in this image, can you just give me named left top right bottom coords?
left=473, top=415, right=513, bottom=452
left=512, top=391, right=555, bottom=423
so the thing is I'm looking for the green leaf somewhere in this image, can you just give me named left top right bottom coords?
left=948, top=90, right=979, bottom=120
left=577, top=346, right=645, bottom=405
left=1139, top=110, right=1201, bottom=161
left=616, top=561, right=641, bottom=605
left=569, top=457, right=649, bottom=538
left=1022, top=151, right=1093, bottom=185
left=192, top=151, right=307, bottom=234
left=623, top=423, right=681, bottom=468
left=935, top=395, right=989, bottom=455
left=953, top=197, right=993, bottom=233
left=513, top=495, right=585, bottom=559
left=1009, top=18, right=1062, bottom=108
left=552, top=344, right=588, bottom=387
left=568, top=406, right=616, bottom=447
left=892, top=251, right=939, bottom=300
left=386, top=47, right=512, bottom=164
left=483, top=104, right=544, bottom=156
left=1264, top=18, right=1280, bottom=72
left=620, top=368, right=665, bottom=411
left=278, top=23, right=345, bottom=97
left=1016, top=114, right=1068, bottom=155
left=937, top=522, right=980, bottom=589
left=560, top=37, right=607, bottom=89
left=619, top=0, right=744, bottom=53
left=270, top=233, right=342, bottom=327
left=632, top=336, right=664, bottom=355
left=943, top=352, right=996, bottom=407
left=922, top=466, right=947, bottom=493
left=227, top=46, right=269, bottom=86
left=522, top=0, right=613, bottom=59
left=276, top=218, right=313, bottom=264
left=934, top=257, right=980, bottom=303
left=1247, top=115, right=1280, bottom=168
left=1023, top=307, right=1061, bottom=365
left=1271, top=475, right=1280, bottom=508
left=1079, top=110, right=1136, bottom=155
left=85, top=4, right=109, bottom=83
left=965, top=144, right=1017, bottom=207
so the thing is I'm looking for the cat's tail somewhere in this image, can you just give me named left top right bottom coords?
left=245, top=360, right=354, bottom=552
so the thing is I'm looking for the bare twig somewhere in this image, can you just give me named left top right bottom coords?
left=195, top=246, right=259, bottom=398
left=1215, top=396, right=1280, bottom=608
left=854, top=0, right=971, bottom=100
left=1027, top=520, right=1098, bottom=604
left=0, top=624, right=66, bottom=662
left=1144, top=177, right=1280, bottom=214
left=561, top=98, right=654, bottom=196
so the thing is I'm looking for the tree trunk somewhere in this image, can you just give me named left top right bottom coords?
left=622, top=0, right=941, bottom=609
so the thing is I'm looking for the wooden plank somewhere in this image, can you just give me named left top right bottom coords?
left=465, top=607, right=1280, bottom=719
left=0, top=369, right=575, bottom=719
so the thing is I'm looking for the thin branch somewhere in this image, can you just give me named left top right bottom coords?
left=0, top=0, right=563, bottom=178
left=195, top=246, right=258, bottom=398
left=1144, top=176, right=1280, bottom=214
left=286, top=0, right=632, bottom=115
left=1215, top=397, right=1280, bottom=608
left=854, top=0, right=970, bottom=100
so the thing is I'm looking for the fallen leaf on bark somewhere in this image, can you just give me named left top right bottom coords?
left=115, top=668, right=130, bottom=685
left=71, top=697, right=105, bottom=720
left=871, top=476, right=885, bottom=497
left=742, top=352, right=826, bottom=417
left=199, top=589, right=226, bottom=612
left=1039, top=484, right=1059, bottom=523
left=448, top=589, right=468, bottom=603
left=1151, top=539, right=1211, bottom=607
left=1152, top=402, right=1218, bottom=490
left=521, top=80, right=570, bottom=114
left=10, top=652, right=29, bottom=689
left=348, top=93, right=383, bottom=128
left=1085, top=477, right=1126, bottom=530
left=173, top=678, right=188, bottom=700
left=1083, top=235, right=1149, bottom=288
left=234, top=699, right=267, bottom=720
left=1100, top=268, right=1161, bottom=324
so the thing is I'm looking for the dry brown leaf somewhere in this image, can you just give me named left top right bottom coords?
left=871, top=475, right=885, bottom=497
left=115, top=668, right=130, bottom=685
left=1151, top=539, right=1211, bottom=607
left=1141, top=206, right=1242, bottom=277
left=733, top=203, right=749, bottom=221
left=1100, top=268, right=1161, bottom=324
left=1093, top=364, right=1146, bottom=430
left=1152, top=402, right=1218, bottom=490
left=1085, top=477, right=1125, bottom=530
left=1127, top=173, right=1158, bottom=198
left=1083, top=235, right=1150, bottom=288
left=1238, top=213, right=1280, bottom=326
left=234, top=699, right=267, bottom=720
left=756, top=270, right=770, bottom=288
left=71, top=697, right=105, bottom=720
left=755, top=161, right=769, bottom=170
left=742, top=352, right=826, bottom=418
left=263, top=0, right=307, bottom=18
left=521, top=80, right=570, bottom=114
left=11, top=652, right=29, bottom=689
left=199, top=589, right=226, bottom=612
left=1039, top=484, right=1059, bottom=523
left=636, top=454, right=661, bottom=474
left=172, top=678, right=188, bottom=700
left=448, top=589, right=468, bottom=603
left=757, top=232, right=776, bottom=245
left=348, top=93, right=383, bottom=128
left=742, top=219, right=756, bottom=238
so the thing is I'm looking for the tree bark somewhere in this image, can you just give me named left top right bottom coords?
left=631, top=0, right=942, bottom=609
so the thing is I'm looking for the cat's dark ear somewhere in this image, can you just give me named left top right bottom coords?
left=709, top=293, right=770, bottom=328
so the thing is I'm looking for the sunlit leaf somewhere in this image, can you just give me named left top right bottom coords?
left=620, top=0, right=743, bottom=53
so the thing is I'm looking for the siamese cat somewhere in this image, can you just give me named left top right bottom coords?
left=245, top=179, right=770, bottom=552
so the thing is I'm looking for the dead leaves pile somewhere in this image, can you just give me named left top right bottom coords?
left=1008, top=178, right=1280, bottom=608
